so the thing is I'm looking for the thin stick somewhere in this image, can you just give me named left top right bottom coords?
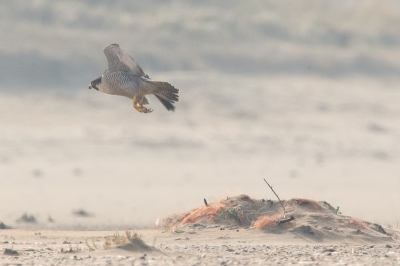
left=204, top=198, right=209, bottom=207
left=277, top=215, right=294, bottom=224
left=263, top=178, right=286, bottom=218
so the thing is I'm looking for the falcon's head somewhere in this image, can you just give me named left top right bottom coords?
left=89, top=77, right=102, bottom=91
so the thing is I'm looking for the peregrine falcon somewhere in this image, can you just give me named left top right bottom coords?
left=89, top=44, right=179, bottom=113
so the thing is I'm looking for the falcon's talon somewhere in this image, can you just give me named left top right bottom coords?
left=132, top=96, right=152, bottom=113
left=142, top=108, right=153, bottom=113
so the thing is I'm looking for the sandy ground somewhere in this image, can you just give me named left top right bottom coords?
left=2, top=195, right=400, bottom=265
left=1, top=227, right=399, bottom=265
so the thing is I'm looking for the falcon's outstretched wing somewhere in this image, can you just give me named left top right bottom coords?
left=103, top=43, right=148, bottom=77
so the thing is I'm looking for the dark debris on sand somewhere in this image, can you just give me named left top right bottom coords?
left=16, top=213, right=37, bottom=224
left=0, top=221, right=12, bottom=229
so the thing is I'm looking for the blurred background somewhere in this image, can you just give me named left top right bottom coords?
left=1, top=0, right=400, bottom=229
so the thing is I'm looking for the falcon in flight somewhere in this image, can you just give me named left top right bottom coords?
left=89, top=44, right=179, bottom=113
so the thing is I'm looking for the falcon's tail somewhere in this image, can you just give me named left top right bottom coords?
left=152, top=81, right=179, bottom=111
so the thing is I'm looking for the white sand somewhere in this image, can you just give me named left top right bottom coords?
left=0, top=227, right=399, bottom=265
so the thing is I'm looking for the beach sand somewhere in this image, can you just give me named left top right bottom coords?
left=1, top=213, right=399, bottom=265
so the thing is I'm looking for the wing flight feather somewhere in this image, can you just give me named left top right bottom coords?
left=103, top=44, right=147, bottom=77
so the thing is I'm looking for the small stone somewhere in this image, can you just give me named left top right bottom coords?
left=3, top=249, right=19, bottom=256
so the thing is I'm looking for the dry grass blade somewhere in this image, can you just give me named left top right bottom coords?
left=349, top=217, right=366, bottom=229
left=103, top=237, right=111, bottom=249
left=180, top=204, right=224, bottom=224
left=92, top=238, right=99, bottom=250
left=85, top=239, right=95, bottom=251
left=253, top=214, right=281, bottom=229
left=125, top=231, right=132, bottom=241
left=103, top=230, right=143, bottom=249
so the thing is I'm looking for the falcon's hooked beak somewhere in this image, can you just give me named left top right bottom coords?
left=89, top=77, right=101, bottom=91
left=88, top=83, right=98, bottom=90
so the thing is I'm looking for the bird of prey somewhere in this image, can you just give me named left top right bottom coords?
left=89, top=44, right=179, bottom=113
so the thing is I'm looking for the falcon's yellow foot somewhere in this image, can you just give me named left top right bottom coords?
left=132, top=96, right=153, bottom=113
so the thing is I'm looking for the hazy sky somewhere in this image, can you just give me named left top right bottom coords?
left=1, top=0, right=399, bottom=91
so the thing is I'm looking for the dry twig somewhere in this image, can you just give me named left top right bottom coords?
left=263, top=178, right=286, bottom=218
left=277, top=215, right=294, bottom=224
left=204, top=198, right=209, bottom=207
